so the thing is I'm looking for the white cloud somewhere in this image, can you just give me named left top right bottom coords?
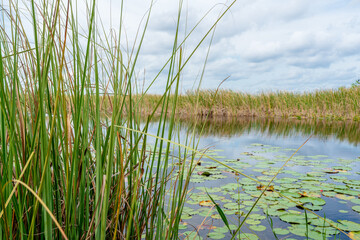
left=8, top=0, right=359, bottom=93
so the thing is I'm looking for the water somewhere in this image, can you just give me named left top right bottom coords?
left=148, top=118, right=360, bottom=240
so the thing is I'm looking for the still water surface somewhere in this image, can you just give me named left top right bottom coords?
left=148, top=118, right=359, bottom=239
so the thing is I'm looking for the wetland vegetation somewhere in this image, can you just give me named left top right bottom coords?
left=127, top=87, right=360, bottom=121
left=0, top=0, right=359, bottom=239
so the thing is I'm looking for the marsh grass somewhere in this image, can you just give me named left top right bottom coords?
left=130, top=88, right=360, bottom=121
left=0, top=0, right=237, bottom=239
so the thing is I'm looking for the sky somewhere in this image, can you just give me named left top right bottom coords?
left=99, top=0, right=360, bottom=94
left=5, top=0, right=360, bottom=94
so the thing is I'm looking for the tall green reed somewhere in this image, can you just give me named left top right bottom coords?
left=0, top=0, right=236, bottom=239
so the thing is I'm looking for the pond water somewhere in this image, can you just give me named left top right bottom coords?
left=148, top=118, right=360, bottom=240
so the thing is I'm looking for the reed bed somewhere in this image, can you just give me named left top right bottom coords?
left=0, top=0, right=237, bottom=239
left=131, top=87, right=360, bottom=121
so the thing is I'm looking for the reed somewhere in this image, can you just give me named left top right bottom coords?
left=0, top=0, right=236, bottom=239
left=131, top=87, right=360, bottom=121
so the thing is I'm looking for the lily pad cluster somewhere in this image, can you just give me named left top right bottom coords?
left=177, top=143, right=360, bottom=239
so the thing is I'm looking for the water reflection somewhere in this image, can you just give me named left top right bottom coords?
left=176, top=117, right=360, bottom=145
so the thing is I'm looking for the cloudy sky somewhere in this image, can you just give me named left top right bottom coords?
left=8, top=0, right=360, bottom=94
left=113, top=0, right=359, bottom=94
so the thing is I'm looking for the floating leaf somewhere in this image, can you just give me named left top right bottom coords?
left=279, top=213, right=312, bottom=224
left=335, top=194, right=355, bottom=200
left=182, top=231, right=203, bottom=240
left=288, top=225, right=322, bottom=239
left=314, top=226, right=339, bottom=235
left=179, top=224, right=188, bottom=230
left=333, top=166, right=352, bottom=171
left=207, top=232, right=225, bottom=239
left=352, top=205, right=360, bottom=213
left=351, top=199, right=360, bottom=204
left=273, top=228, right=290, bottom=235
left=298, top=197, right=326, bottom=206
left=223, top=202, right=241, bottom=210
left=349, top=231, right=360, bottom=240
left=249, top=213, right=266, bottom=220
left=213, top=226, right=229, bottom=233
left=239, top=233, right=259, bottom=240
left=181, top=214, right=192, bottom=220
left=246, top=219, right=261, bottom=225
left=337, top=220, right=360, bottom=231
left=307, top=172, right=326, bottom=177
left=249, top=225, right=266, bottom=232
left=323, top=168, right=339, bottom=174
left=322, top=191, right=336, bottom=197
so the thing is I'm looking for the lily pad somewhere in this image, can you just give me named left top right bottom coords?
left=239, top=233, right=259, bottom=240
left=335, top=194, right=355, bottom=200
left=249, top=225, right=266, bottom=232
left=213, top=226, right=229, bottom=233
left=337, top=220, right=360, bottom=231
left=223, top=202, right=241, bottom=210
left=207, top=232, right=225, bottom=239
left=298, top=197, right=326, bottom=206
left=246, top=219, right=261, bottom=225
left=352, top=205, right=360, bottom=213
left=182, top=231, right=203, bottom=240
left=279, top=213, right=312, bottom=224
left=273, top=228, right=289, bottom=235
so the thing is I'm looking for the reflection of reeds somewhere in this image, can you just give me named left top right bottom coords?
left=127, top=88, right=360, bottom=121
left=177, top=117, right=360, bottom=145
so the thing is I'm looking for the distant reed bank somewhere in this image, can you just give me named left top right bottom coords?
left=119, top=87, right=360, bottom=121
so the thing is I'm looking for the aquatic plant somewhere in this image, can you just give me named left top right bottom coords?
left=131, top=88, right=360, bottom=121
left=0, top=0, right=236, bottom=239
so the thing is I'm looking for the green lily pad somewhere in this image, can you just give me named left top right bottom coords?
left=182, top=231, right=203, bottom=240
left=302, top=204, right=323, bottom=211
left=273, top=228, right=289, bottom=235
left=179, top=224, right=188, bottom=230
left=337, top=220, right=360, bottom=231
left=311, top=218, right=336, bottom=227
left=352, top=205, right=360, bottom=213
left=181, top=214, right=192, bottom=220
left=298, top=197, right=326, bottom=206
left=223, top=203, right=241, bottom=210
left=246, top=219, right=261, bottom=225
left=249, top=213, right=266, bottom=220
left=307, top=172, right=326, bottom=177
left=279, top=213, right=311, bottom=224
left=213, top=226, right=229, bottom=233
left=249, top=225, right=266, bottom=232
left=322, top=191, right=336, bottom=197
left=288, top=225, right=322, bottom=239
left=239, top=233, right=259, bottom=240
left=265, top=208, right=287, bottom=217
left=280, top=191, right=302, bottom=198
left=281, top=183, right=301, bottom=189
left=333, top=166, right=352, bottom=171
left=314, top=226, right=339, bottom=235
left=336, top=194, right=355, bottom=200
left=344, top=180, right=360, bottom=186
left=207, top=232, right=225, bottom=239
